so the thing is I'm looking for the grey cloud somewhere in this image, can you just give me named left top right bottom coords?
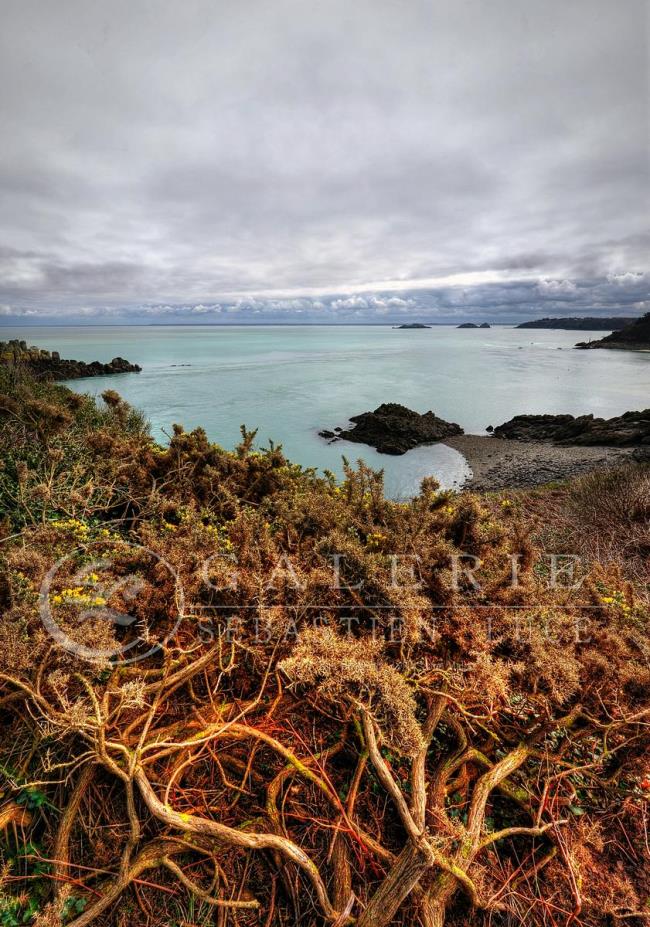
left=0, top=0, right=647, bottom=322
left=3, top=273, right=647, bottom=324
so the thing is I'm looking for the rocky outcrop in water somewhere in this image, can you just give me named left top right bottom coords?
left=0, top=340, right=141, bottom=380
left=492, top=410, right=650, bottom=447
left=392, top=323, right=431, bottom=329
left=320, top=402, right=463, bottom=455
left=575, top=312, right=650, bottom=350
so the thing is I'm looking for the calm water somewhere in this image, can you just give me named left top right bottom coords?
left=4, top=325, right=650, bottom=499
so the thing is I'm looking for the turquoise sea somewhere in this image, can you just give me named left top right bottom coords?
left=3, top=325, right=650, bottom=499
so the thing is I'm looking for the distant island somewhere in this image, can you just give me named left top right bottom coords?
left=392, top=322, right=431, bottom=329
left=457, top=322, right=490, bottom=329
left=0, top=339, right=141, bottom=380
left=517, top=316, right=637, bottom=331
left=575, top=312, right=650, bottom=351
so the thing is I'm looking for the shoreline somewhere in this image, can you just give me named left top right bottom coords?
left=444, top=434, right=635, bottom=492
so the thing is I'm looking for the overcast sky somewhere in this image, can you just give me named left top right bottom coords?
left=0, top=0, right=648, bottom=323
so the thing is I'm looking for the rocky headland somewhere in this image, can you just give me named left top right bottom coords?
left=575, top=312, right=650, bottom=350
left=319, top=402, right=463, bottom=454
left=0, top=340, right=141, bottom=380
left=517, top=316, right=637, bottom=330
left=457, top=322, right=491, bottom=329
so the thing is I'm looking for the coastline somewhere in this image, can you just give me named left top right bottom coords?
left=444, top=434, right=635, bottom=492
left=575, top=344, right=650, bottom=352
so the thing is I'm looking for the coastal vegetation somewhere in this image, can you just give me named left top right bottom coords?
left=0, top=364, right=648, bottom=927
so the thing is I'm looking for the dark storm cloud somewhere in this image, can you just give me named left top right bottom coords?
left=0, top=0, right=647, bottom=322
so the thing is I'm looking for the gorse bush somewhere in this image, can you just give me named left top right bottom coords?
left=564, top=464, right=650, bottom=571
left=0, top=368, right=648, bottom=927
left=0, top=368, right=149, bottom=529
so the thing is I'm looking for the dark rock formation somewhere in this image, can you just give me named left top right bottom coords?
left=0, top=340, right=141, bottom=380
left=479, top=323, right=491, bottom=329
left=575, top=312, right=650, bottom=350
left=517, top=317, right=637, bottom=331
left=492, top=410, right=650, bottom=447
left=321, top=403, right=463, bottom=455
left=392, top=323, right=431, bottom=329
left=457, top=323, right=479, bottom=329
